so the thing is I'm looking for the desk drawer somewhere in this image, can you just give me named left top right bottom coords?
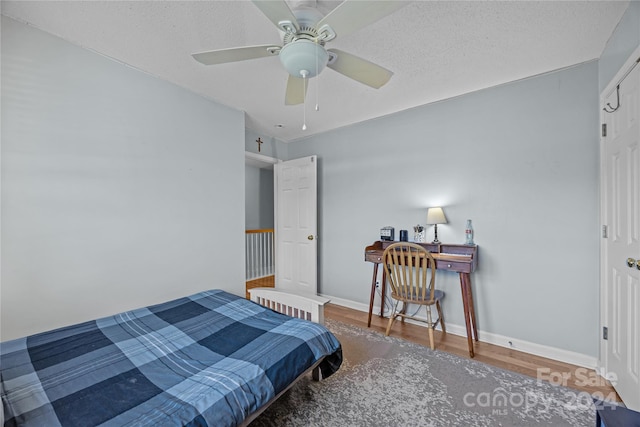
left=436, top=259, right=471, bottom=273
left=365, top=251, right=384, bottom=263
left=366, top=248, right=473, bottom=273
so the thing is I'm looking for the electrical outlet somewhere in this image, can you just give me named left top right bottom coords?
left=375, top=280, right=381, bottom=288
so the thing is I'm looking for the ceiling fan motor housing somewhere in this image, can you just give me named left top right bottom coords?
left=278, top=7, right=329, bottom=79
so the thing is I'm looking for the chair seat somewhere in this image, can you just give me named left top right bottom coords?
left=393, top=288, right=444, bottom=303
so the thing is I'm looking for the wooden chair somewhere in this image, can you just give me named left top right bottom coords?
left=382, top=242, right=445, bottom=350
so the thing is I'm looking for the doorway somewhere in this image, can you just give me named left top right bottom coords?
left=244, top=152, right=319, bottom=297
left=245, top=152, right=278, bottom=297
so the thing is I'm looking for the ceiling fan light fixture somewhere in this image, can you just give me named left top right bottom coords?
left=279, top=40, right=328, bottom=78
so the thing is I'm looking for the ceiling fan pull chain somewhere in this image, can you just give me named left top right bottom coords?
left=301, top=70, right=308, bottom=130
left=315, top=40, right=320, bottom=112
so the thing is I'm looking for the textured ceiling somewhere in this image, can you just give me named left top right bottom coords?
left=1, top=0, right=630, bottom=142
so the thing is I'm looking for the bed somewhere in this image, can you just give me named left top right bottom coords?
left=0, top=288, right=342, bottom=426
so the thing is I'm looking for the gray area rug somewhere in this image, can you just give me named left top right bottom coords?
left=251, top=319, right=596, bottom=427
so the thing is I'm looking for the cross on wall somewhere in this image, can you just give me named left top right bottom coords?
left=256, top=137, right=263, bottom=152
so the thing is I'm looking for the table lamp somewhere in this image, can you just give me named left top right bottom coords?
left=426, top=207, right=447, bottom=243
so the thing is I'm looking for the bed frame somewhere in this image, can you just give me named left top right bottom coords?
left=240, top=287, right=332, bottom=426
left=249, top=287, right=330, bottom=324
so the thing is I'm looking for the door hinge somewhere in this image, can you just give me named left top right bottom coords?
left=603, top=326, right=608, bottom=340
left=602, top=123, right=607, bottom=137
left=602, top=225, right=608, bottom=238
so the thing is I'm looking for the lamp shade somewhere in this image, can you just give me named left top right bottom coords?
left=426, top=207, right=447, bottom=225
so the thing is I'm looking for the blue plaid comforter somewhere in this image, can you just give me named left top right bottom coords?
left=0, top=289, right=342, bottom=426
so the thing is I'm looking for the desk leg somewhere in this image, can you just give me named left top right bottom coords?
left=380, top=270, right=386, bottom=317
left=367, top=263, right=379, bottom=327
left=464, top=273, right=479, bottom=342
left=459, top=273, right=476, bottom=358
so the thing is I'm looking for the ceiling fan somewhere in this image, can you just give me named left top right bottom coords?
left=191, top=0, right=409, bottom=105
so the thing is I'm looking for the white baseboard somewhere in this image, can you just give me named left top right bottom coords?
left=322, top=293, right=599, bottom=370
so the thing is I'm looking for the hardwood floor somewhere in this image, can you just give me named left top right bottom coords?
left=245, top=275, right=275, bottom=299
left=325, top=303, right=621, bottom=403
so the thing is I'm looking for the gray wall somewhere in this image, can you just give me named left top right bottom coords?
left=1, top=17, right=246, bottom=340
left=288, top=61, right=600, bottom=357
left=245, top=165, right=274, bottom=229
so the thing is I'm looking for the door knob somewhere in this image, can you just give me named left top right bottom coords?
left=637, top=259, right=640, bottom=270
left=308, top=235, right=314, bottom=240
left=628, top=258, right=636, bottom=268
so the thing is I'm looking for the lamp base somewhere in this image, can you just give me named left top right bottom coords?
left=432, top=224, right=441, bottom=244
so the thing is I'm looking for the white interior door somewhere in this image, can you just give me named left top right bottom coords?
left=274, top=155, right=317, bottom=294
left=601, top=50, right=640, bottom=411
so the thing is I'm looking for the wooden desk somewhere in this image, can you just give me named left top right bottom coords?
left=365, top=241, right=479, bottom=357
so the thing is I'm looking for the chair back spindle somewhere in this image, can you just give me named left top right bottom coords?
left=384, top=243, right=436, bottom=303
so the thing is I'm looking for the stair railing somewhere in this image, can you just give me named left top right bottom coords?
left=245, top=229, right=274, bottom=280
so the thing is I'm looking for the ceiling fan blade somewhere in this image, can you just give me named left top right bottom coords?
left=192, top=45, right=279, bottom=66
left=317, top=0, right=410, bottom=39
left=251, top=0, right=299, bottom=33
left=285, top=75, right=309, bottom=105
left=327, top=49, right=393, bottom=89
